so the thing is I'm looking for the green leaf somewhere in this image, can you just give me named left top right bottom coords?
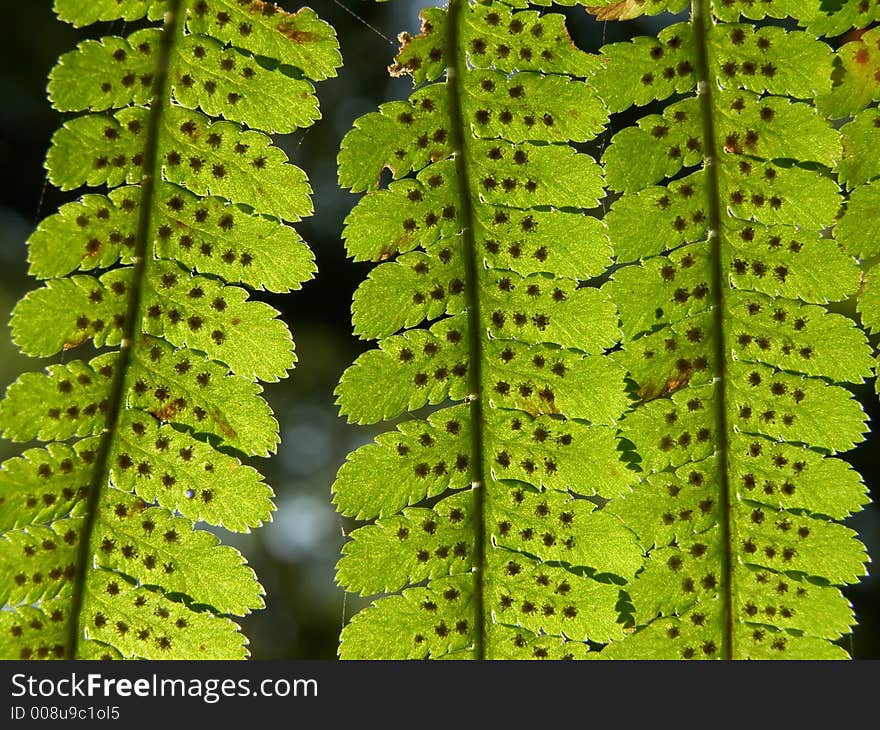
left=48, top=106, right=312, bottom=222
left=93, top=491, right=264, bottom=613
left=54, top=0, right=167, bottom=26
left=807, top=0, right=880, bottom=37
left=709, top=24, right=834, bottom=98
left=82, top=570, right=248, bottom=659
left=336, top=316, right=470, bottom=425
left=595, top=24, right=697, bottom=114
left=11, top=272, right=130, bottom=357
left=712, top=0, right=823, bottom=23
left=128, top=338, right=279, bottom=457
left=825, top=30, right=880, bottom=401
left=110, top=412, right=273, bottom=532
left=141, top=261, right=295, bottom=382
left=0, top=442, right=95, bottom=532
left=604, top=91, right=840, bottom=193
left=27, top=188, right=139, bottom=279
left=0, top=361, right=112, bottom=443
left=818, top=27, right=880, bottom=118
left=50, top=29, right=322, bottom=134
left=333, top=405, right=474, bottom=520
left=185, top=3, right=341, bottom=82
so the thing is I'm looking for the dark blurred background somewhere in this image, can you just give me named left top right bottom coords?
left=0, top=1, right=876, bottom=660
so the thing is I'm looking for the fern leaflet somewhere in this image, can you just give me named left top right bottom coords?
left=589, top=0, right=873, bottom=658
left=333, top=0, right=643, bottom=660
left=0, top=0, right=340, bottom=659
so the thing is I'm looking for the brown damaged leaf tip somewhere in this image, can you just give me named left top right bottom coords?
left=212, top=412, right=238, bottom=440
left=389, top=13, right=436, bottom=78
left=586, top=0, right=647, bottom=21
left=277, top=22, right=320, bottom=44
left=637, top=371, right=692, bottom=403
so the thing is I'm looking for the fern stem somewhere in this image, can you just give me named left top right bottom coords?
left=65, top=0, right=184, bottom=659
left=691, top=0, right=735, bottom=659
left=446, top=0, right=488, bottom=660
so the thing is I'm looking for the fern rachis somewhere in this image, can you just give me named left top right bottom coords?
left=0, top=0, right=340, bottom=660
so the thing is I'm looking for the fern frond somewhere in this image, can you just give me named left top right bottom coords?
left=334, top=0, right=641, bottom=659
left=0, top=0, right=340, bottom=660
left=590, top=1, right=873, bottom=659
left=827, top=29, right=880, bottom=400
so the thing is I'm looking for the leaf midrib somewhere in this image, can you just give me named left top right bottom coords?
left=445, top=0, right=487, bottom=660
left=692, top=0, right=735, bottom=659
